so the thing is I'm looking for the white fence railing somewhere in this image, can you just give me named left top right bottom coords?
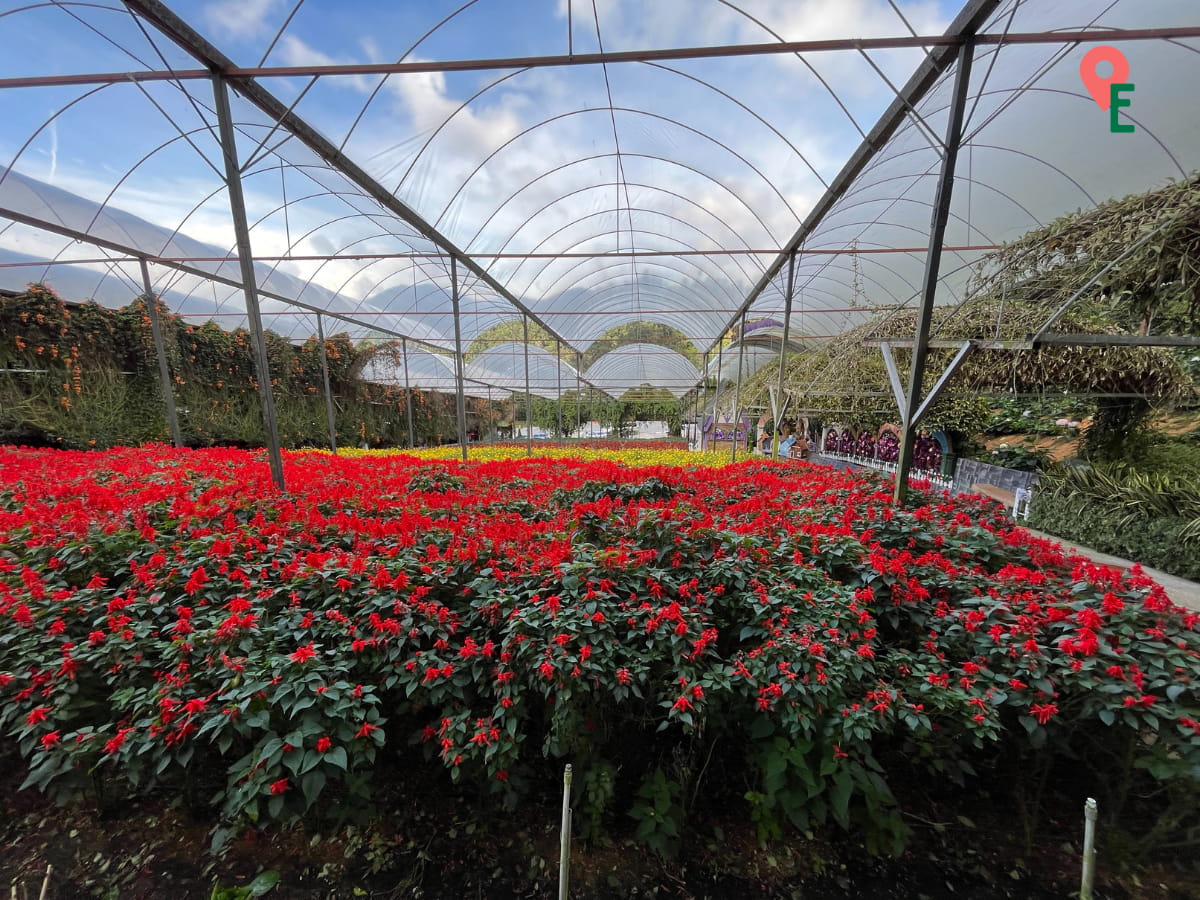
left=817, top=451, right=953, bottom=493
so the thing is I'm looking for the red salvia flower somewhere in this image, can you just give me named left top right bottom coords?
left=290, top=643, right=316, bottom=664
left=1030, top=703, right=1059, bottom=725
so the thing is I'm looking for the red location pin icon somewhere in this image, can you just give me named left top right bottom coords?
left=1080, top=46, right=1130, bottom=110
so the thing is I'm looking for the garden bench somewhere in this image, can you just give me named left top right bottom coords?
left=973, top=483, right=1033, bottom=519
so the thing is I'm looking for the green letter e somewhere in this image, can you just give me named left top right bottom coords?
left=1110, top=84, right=1134, bottom=133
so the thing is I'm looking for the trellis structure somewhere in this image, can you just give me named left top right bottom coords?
left=1, top=0, right=1198, bottom=495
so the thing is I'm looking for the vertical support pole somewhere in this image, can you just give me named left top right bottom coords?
left=212, top=73, right=285, bottom=490
left=449, top=256, right=468, bottom=462
left=315, top=313, right=338, bottom=454
left=710, top=334, right=725, bottom=424
left=880, top=342, right=908, bottom=414
left=574, top=351, right=583, bottom=439
left=730, top=312, right=747, bottom=464
left=559, top=763, right=573, bottom=900
left=555, top=339, right=563, bottom=440
left=1080, top=797, right=1098, bottom=900
left=772, top=252, right=797, bottom=457
left=693, top=350, right=707, bottom=449
left=522, top=316, right=533, bottom=456
left=401, top=337, right=415, bottom=449
left=137, top=258, right=182, bottom=449
left=893, top=37, right=975, bottom=506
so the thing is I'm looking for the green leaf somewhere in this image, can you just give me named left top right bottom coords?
left=299, top=750, right=322, bottom=775
left=749, top=715, right=775, bottom=740
left=324, top=746, right=348, bottom=770
left=829, top=771, right=853, bottom=830
left=301, top=769, right=327, bottom=807
left=247, top=870, right=281, bottom=896
left=245, top=709, right=270, bottom=729
left=210, top=826, right=236, bottom=855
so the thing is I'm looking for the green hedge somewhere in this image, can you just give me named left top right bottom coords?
left=0, top=284, right=461, bottom=449
left=1028, top=493, right=1200, bottom=581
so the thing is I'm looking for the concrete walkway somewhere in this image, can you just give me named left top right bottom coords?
left=1021, top=527, right=1200, bottom=612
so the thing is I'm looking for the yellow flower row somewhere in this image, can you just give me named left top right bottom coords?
left=319, top=443, right=737, bottom=468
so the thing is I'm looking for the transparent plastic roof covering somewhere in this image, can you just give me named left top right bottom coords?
left=358, top=346, right=499, bottom=400
left=584, top=343, right=701, bottom=400
left=466, top=343, right=585, bottom=399
left=1, top=0, right=1197, bottom=400
left=706, top=342, right=782, bottom=387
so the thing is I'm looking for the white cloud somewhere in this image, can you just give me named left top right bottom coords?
left=202, top=0, right=284, bottom=41
left=276, top=34, right=375, bottom=93
left=575, top=0, right=948, bottom=46
left=753, top=0, right=946, bottom=43
left=47, top=121, right=58, bottom=184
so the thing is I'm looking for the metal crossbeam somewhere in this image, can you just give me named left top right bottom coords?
left=1037, top=333, right=1200, bottom=347
left=0, top=245, right=1000, bottom=262
left=866, top=334, right=1200, bottom=349
left=5, top=25, right=1199, bottom=89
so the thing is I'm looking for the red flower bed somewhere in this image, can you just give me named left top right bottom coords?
left=1, top=446, right=1198, bottom=856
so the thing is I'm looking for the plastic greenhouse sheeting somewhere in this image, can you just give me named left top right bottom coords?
left=583, top=343, right=701, bottom=400
left=705, top=342, right=783, bottom=388
left=357, top=345, right=499, bottom=401
left=466, top=343, right=585, bottom=399
left=0, top=169, right=448, bottom=347
left=0, top=0, right=1197, bottom=400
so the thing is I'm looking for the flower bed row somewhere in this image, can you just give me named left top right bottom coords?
left=1, top=445, right=1198, bottom=856
left=336, top=441, right=726, bottom=468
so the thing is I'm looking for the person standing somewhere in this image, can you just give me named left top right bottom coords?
left=776, top=423, right=795, bottom=457
left=756, top=415, right=770, bottom=454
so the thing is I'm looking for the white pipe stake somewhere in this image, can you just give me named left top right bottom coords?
left=1081, top=797, right=1098, bottom=900
left=37, top=864, right=53, bottom=900
left=559, top=764, right=573, bottom=900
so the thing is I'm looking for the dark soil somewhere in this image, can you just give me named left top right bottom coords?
left=2, top=743, right=1196, bottom=899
